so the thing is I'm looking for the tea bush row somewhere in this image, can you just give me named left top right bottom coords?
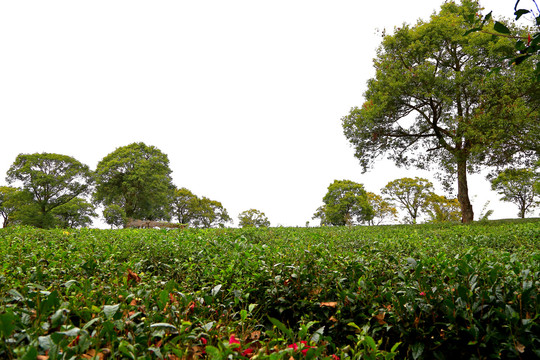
left=0, top=220, right=539, bottom=359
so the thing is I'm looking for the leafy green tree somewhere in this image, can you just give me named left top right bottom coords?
left=103, top=204, right=127, bottom=229
left=342, top=0, right=539, bottom=223
left=52, top=197, right=97, bottom=228
left=490, top=167, right=540, bottom=218
left=171, top=188, right=231, bottom=228
left=238, top=209, right=270, bottom=228
left=192, top=197, right=232, bottom=228
left=382, top=177, right=434, bottom=224
left=171, top=187, right=199, bottom=225
left=366, top=192, right=398, bottom=225
left=313, top=180, right=373, bottom=226
left=0, top=186, right=21, bottom=227
left=6, top=153, right=93, bottom=228
left=425, top=193, right=462, bottom=223
left=94, top=143, right=174, bottom=221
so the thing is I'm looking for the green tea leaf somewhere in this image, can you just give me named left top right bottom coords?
left=205, top=345, right=220, bottom=359
left=21, top=346, right=38, bottom=360
left=411, top=342, right=424, bottom=360
left=150, top=322, right=178, bottom=333
left=494, top=21, right=510, bottom=34
left=514, top=9, right=530, bottom=20
left=268, top=316, right=293, bottom=339
left=103, top=304, right=120, bottom=320
left=0, top=311, right=16, bottom=338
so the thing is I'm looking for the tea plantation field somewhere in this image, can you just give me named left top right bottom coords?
left=1, top=220, right=539, bottom=359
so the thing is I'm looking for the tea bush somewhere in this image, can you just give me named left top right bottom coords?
left=0, top=220, right=539, bottom=359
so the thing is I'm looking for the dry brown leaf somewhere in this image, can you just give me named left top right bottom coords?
left=329, top=316, right=338, bottom=323
left=250, top=330, right=261, bottom=341
left=320, top=302, right=338, bottom=308
left=374, top=312, right=386, bottom=325
left=191, top=345, right=205, bottom=359
left=310, top=288, right=322, bottom=295
left=516, top=342, right=525, bottom=353
left=127, top=269, right=141, bottom=284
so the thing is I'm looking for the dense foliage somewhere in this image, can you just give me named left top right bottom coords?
left=238, top=209, right=271, bottom=228
left=342, top=0, right=540, bottom=223
left=1, top=221, right=539, bottom=359
left=313, top=180, right=373, bottom=226
left=94, top=143, right=175, bottom=221
left=5, top=153, right=93, bottom=229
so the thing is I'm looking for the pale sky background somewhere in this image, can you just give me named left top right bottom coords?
left=0, top=1, right=537, bottom=227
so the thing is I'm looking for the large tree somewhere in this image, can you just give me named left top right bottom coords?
left=6, top=153, right=93, bottom=228
left=313, top=180, right=373, bottom=226
left=342, top=0, right=539, bottom=222
left=94, top=142, right=174, bottom=221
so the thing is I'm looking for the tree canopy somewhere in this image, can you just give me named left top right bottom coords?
left=52, top=197, right=97, bottom=228
left=382, top=177, right=433, bottom=224
left=5, top=153, right=93, bottom=228
left=94, top=142, right=174, bottom=221
left=313, top=180, right=373, bottom=226
left=490, top=167, right=539, bottom=218
left=0, top=186, right=20, bottom=228
left=238, top=209, right=270, bottom=228
left=342, top=0, right=539, bottom=223
left=366, top=192, right=398, bottom=225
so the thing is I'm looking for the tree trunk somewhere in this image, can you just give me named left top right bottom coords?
left=457, top=159, right=474, bottom=223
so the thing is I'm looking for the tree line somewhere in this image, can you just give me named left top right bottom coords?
left=0, top=143, right=270, bottom=229
left=312, top=172, right=539, bottom=227
left=1, top=141, right=537, bottom=229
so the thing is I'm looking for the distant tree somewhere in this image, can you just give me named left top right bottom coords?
left=94, top=142, right=174, bottom=221
left=238, top=209, right=270, bottom=228
left=490, top=168, right=540, bottom=218
left=382, top=177, right=434, bottom=224
left=52, top=197, right=97, bottom=228
left=0, top=186, right=20, bottom=227
left=171, top=187, right=199, bottom=225
left=424, top=193, right=461, bottom=223
left=342, top=0, right=539, bottom=223
left=313, top=180, right=373, bottom=226
left=171, top=188, right=231, bottom=228
left=103, top=204, right=127, bottom=229
left=6, top=153, right=93, bottom=228
left=366, top=192, right=398, bottom=225
left=192, top=197, right=231, bottom=228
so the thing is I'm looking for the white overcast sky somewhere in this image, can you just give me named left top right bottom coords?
left=0, top=1, right=536, bottom=227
